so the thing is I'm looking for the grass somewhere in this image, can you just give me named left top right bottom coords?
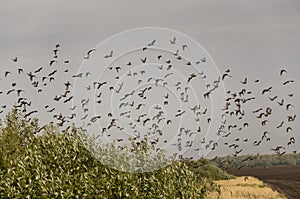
left=206, top=176, right=287, bottom=199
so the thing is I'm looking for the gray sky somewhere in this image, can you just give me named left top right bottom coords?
left=0, top=0, right=299, bottom=158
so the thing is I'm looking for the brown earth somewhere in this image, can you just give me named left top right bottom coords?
left=227, top=166, right=300, bottom=199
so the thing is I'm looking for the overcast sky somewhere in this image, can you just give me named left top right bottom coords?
left=0, top=0, right=299, bottom=158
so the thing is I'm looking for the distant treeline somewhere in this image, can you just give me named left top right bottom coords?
left=212, top=153, right=300, bottom=169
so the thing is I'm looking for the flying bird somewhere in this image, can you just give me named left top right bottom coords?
left=147, top=40, right=156, bottom=46
left=283, top=80, right=294, bottom=85
left=170, top=37, right=176, bottom=44
left=103, top=50, right=113, bottom=59
left=241, top=77, right=247, bottom=84
left=84, top=48, right=96, bottom=59
left=49, top=60, right=57, bottom=66
left=262, top=87, right=272, bottom=95
left=187, top=73, right=197, bottom=83
left=4, top=71, right=11, bottom=77
left=140, top=57, right=147, bottom=63
left=222, top=73, right=232, bottom=80
left=279, top=69, right=287, bottom=76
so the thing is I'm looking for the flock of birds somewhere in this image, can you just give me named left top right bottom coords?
left=0, top=37, right=297, bottom=168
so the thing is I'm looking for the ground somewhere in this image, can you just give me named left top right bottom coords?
left=226, top=166, right=300, bottom=199
left=207, top=176, right=286, bottom=199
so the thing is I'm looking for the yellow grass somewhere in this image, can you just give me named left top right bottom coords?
left=206, top=176, right=286, bottom=199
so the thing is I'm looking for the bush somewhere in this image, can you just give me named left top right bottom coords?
left=0, top=109, right=231, bottom=198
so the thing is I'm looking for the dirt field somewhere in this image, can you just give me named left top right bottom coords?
left=227, top=166, right=300, bottom=199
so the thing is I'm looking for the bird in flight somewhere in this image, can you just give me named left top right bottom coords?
left=280, top=69, right=287, bottom=76
left=147, top=40, right=156, bottom=46
left=170, top=37, right=176, bottom=44
left=103, top=50, right=113, bottom=59
left=262, top=86, right=272, bottom=95
left=187, top=73, right=197, bottom=83
left=140, top=57, right=147, bottom=63
left=84, top=49, right=96, bottom=59
left=283, top=80, right=294, bottom=85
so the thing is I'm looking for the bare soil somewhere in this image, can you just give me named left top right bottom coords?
left=227, top=166, right=300, bottom=199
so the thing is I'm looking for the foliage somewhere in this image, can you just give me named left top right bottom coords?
left=0, top=109, right=229, bottom=198
left=212, top=153, right=300, bottom=169
left=183, top=159, right=233, bottom=181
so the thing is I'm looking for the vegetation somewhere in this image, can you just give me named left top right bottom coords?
left=0, top=109, right=230, bottom=198
left=206, top=176, right=286, bottom=199
left=212, top=153, right=300, bottom=169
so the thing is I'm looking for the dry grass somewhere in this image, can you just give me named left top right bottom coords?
left=206, top=176, right=286, bottom=199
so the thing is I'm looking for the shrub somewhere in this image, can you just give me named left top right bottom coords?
left=0, top=109, right=229, bottom=198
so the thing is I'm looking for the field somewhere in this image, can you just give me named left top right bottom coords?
left=227, top=166, right=300, bottom=199
left=207, top=176, right=286, bottom=199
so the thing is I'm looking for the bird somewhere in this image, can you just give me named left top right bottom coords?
left=12, top=57, right=18, bottom=62
left=262, top=87, right=272, bottom=95
left=268, top=96, right=277, bottom=101
left=136, top=103, right=145, bottom=110
left=53, top=95, right=62, bottom=101
left=241, top=77, right=247, bottom=84
left=49, top=60, right=57, bottom=66
left=175, top=110, right=185, bottom=117
left=261, top=120, right=269, bottom=126
left=276, top=121, right=284, bottom=128
left=286, top=127, right=293, bottom=132
left=140, top=57, right=147, bottom=63
left=24, top=110, right=38, bottom=117
left=115, top=66, right=121, bottom=73
left=34, top=67, right=43, bottom=73
left=170, top=37, right=176, bottom=44
left=47, top=108, right=55, bottom=113
left=64, top=81, right=72, bottom=90
left=16, top=89, right=24, bottom=96
left=182, top=44, right=188, bottom=51
left=143, top=118, right=150, bottom=126
left=187, top=73, right=197, bottom=83
left=6, top=89, right=15, bottom=95
left=283, top=80, right=294, bottom=85
left=277, top=99, right=284, bottom=106
left=4, top=71, right=11, bottom=77
left=280, top=69, right=287, bottom=76
left=147, top=40, right=156, bottom=46
left=48, top=70, right=57, bottom=76
left=64, top=96, right=73, bottom=103
left=90, top=115, right=101, bottom=123
left=287, top=115, right=296, bottom=122
left=286, top=104, right=294, bottom=110
left=103, top=50, right=113, bottom=58
left=222, top=73, right=232, bottom=80
left=17, top=68, right=23, bottom=74
left=53, top=49, right=59, bottom=58
left=84, top=49, right=96, bottom=59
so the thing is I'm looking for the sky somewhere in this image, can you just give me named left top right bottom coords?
left=0, top=0, right=299, bottom=159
